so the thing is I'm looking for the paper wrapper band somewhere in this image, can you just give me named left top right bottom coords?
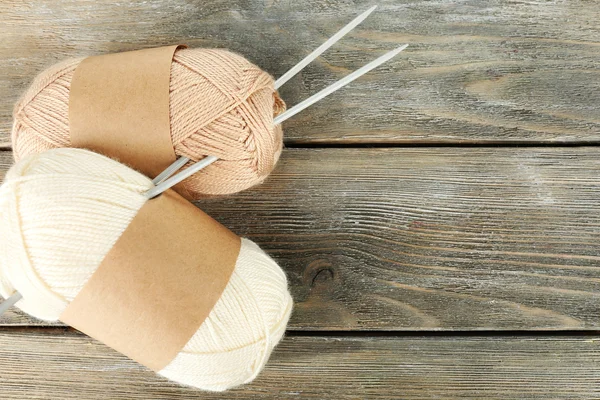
left=60, top=190, right=241, bottom=371
left=69, top=45, right=183, bottom=178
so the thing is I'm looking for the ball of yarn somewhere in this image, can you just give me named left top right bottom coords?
left=0, top=148, right=293, bottom=391
left=12, top=48, right=286, bottom=198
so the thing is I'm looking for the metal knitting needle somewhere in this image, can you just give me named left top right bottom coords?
left=152, top=156, right=190, bottom=186
left=0, top=292, right=22, bottom=317
left=146, top=8, right=404, bottom=196
left=149, top=43, right=408, bottom=193
left=274, top=5, right=377, bottom=90
left=154, top=6, right=378, bottom=189
left=149, top=44, right=408, bottom=196
left=146, top=155, right=218, bottom=199
left=274, top=43, right=408, bottom=125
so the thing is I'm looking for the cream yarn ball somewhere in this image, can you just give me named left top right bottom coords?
left=0, top=148, right=293, bottom=391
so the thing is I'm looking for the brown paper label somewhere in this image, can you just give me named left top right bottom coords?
left=60, top=190, right=241, bottom=371
left=69, top=45, right=182, bottom=178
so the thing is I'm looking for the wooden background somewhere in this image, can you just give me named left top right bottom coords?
left=1, top=0, right=599, bottom=398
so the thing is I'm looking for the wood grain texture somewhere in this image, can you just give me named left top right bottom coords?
left=0, top=329, right=599, bottom=399
left=1, top=148, right=599, bottom=330
left=1, top=0, right=599, bottom=147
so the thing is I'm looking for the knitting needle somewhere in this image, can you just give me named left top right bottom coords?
left=151, top=5, right=378, bottom=189
left=152, top=156, right=190, bottom=185
left=274, top=5, right=377, bottom=90
left=0, top=292, right=22, bottom=317
left=146, top=155, right=218, bottom=199
left=274, top=43, right=408, bottom=124
left=150, top=10, right=405, bottom=195
left=148, top=43, right=407, bottom=196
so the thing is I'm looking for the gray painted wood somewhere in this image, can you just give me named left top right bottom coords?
left=1, top=0, right=599, bottom=147
left=1, top=329, right=599, bottom=399
left=2, top=3, right=599, bottom=397
left=2, top=148, right=599, bottom=330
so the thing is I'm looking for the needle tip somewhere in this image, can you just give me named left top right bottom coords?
left=383, top=44, right=409, bottom=62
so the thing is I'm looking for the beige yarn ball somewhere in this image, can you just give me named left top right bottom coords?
left=12, top=48, right=286, bottom=198
left=0, top=148, right=293, bottom=391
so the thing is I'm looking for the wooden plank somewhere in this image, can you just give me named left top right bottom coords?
left=1, top=148, right=599, bottom=330
left=0, top=329, right=599, bottom=399
left=1, top=0, right=599, bottom=147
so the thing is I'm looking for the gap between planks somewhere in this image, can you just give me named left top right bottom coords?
left=2, top=325, right=600, bottom=338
